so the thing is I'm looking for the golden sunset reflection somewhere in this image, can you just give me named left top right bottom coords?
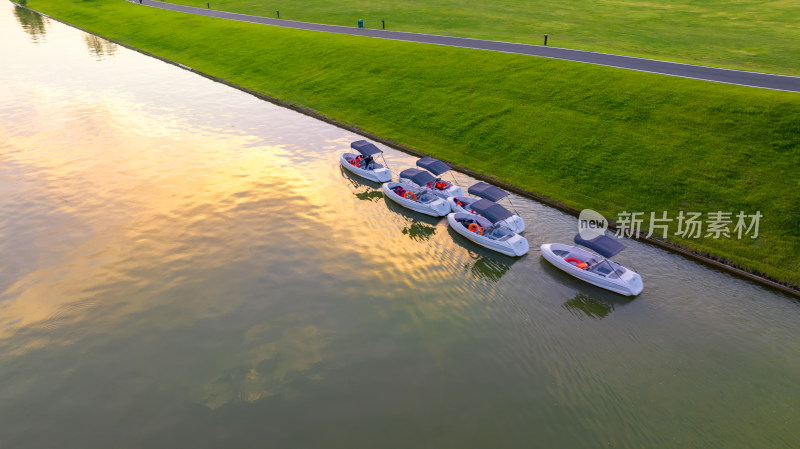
left=0, top=79, right=483, bottom=365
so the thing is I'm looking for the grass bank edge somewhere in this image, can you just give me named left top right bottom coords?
left=17, top=0, right=798, bottom=292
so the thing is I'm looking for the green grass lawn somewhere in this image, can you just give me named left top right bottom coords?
left=21, top=0, right=800, bottom=287
left=165, top=0, right=800, bottom=75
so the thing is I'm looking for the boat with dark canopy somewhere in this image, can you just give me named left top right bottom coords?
left=447, top=182, right=525, bottom=232
left=382, top=178, right=450, bottom=217
left=399, top=157, right=464, bottom=199
left=399, top=168, right=435, bottom=187
left=468, top=182, right=509, bottom=202
left=416, top=157, right=451, bottom=176
left=469, top=199, right=513, bottom=224
left=540, top=234, right=643, bottom=296
left=340, top=140, right=392, bottom=182
left=446, top=210, right=529, bottom=257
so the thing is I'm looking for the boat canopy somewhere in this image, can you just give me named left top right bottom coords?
left=468, top=182, right=509, bottom=202
left=470, top=199, right=513, bottom=224
left=416, top=157, right=451, bottom=175
left=573, top=234, right=626, bottom=258
left=399, top=168, right=436, bottom=186
left=351, top=140, right=383, bottom=156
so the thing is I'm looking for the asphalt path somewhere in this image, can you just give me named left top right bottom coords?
left=135, top=0, right=800, bottom=92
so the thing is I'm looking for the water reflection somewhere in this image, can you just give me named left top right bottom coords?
left=83, top=34, right=118, bottom=60
left=354, top=190, right=383, bottom=202
left=563, top=293, right=617, bottom=319
left=445, top=227, right=517, bottom=282
left=385, top=199, right=439, bottom=242
left=401, top=220, right=437, bottom=242
left=466, top=251, right=511, bottom=282
left=340, top=166, right=383, bottom=202
left=197, top=323, right=331, bottom=409
left=13, top=3, right=46, bottom=42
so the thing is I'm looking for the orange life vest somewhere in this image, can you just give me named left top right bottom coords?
left=468, top=223, right=484, bottom=235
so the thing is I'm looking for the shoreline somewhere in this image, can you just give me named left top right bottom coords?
left=14, top=1, right=799, bottom=298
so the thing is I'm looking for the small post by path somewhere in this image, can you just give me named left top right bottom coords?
left=276, top=10, right=280, bottom=19
left=382, top=20, right=385, bottom=30
left=207, top=2, right=210, bottom=8
left=544, top=34, right=548, bottom=46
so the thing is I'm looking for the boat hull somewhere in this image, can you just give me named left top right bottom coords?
left=447, top=213, right=529, bottom=257
left=540, top=243, right=643, bottom=296
left=340, top=153, right=392, bottom=183
left=382, top=182, right=450, bottom=217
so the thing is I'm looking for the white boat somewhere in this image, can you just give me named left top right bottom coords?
left=340, top=140, right=392, bottom=183
left=447, top=212, right=529, bottom=257
left=447, top=182, right=525, bottom=232
left=399, top=157, right=464, bottom=199
left=382, top=182, right=451, bottom=217
left=540, top=234, right=643, bottom=296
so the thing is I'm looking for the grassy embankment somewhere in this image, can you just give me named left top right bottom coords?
left=21, top=0, right=800, bottom=287
left=168, top=0, right=800, bottom=75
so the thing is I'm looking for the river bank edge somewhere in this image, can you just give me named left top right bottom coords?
left=14, top=1, right=799, bottom=298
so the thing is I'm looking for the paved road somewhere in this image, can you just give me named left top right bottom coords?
left=136, top=0, right=800, bottom=92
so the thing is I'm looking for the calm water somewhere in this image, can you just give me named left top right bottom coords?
left=2, top=5, right=799, bottom=448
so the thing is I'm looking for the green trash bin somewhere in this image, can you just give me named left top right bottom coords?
left=358, top=19, right=364, bottom=28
